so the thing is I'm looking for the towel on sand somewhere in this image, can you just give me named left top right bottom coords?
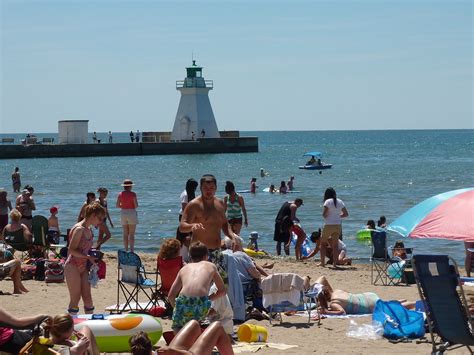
left=233, top=342, right=298, bottom=353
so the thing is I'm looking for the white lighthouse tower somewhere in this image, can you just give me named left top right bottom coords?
left=171, top=61, right=220, bottom=141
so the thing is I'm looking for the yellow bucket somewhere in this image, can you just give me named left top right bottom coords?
left=237, top=324, right=268, bottom=342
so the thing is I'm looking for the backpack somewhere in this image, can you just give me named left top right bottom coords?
left=34, top=259, right=46, bottom=281
left=45, top=260, right=64, bottom=283
left=372, top=299, right=425, bottom=339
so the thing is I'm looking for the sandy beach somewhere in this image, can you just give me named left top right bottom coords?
left=2, top=252, right=468, bottom=354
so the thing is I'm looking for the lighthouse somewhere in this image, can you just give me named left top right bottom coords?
left=171, top=61, right=220, bottom=141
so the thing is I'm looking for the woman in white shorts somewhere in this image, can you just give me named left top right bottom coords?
left=116, top=179, right=138, bottom=252
left=321, top=187, right=348, bottom=268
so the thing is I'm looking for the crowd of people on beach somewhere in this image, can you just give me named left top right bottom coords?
left=0, top=166, right=421, bottom=354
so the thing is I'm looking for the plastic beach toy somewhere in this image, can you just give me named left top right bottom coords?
left=244, top=248, right=267, bottom=257
left=237, top=324, right=268, bottom=342
left=74, top=314, right=162, bottom=352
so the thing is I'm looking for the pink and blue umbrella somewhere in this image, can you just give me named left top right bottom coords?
left=388, top=188, right=474, bottom=241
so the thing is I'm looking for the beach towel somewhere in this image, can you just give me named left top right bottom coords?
left=223, top=251, right=246, bottom=320
left=294, top=310, right=371, bottom=320
left=233, top=342, right=298, bottom=353
left=261, top=273, right=305, bottom=308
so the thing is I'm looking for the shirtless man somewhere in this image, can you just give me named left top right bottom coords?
left=179, top=174, right=237, bottom=284
left=168, top=242, right=226, bottom=332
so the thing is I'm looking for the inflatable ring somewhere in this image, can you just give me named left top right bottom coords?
left=74, top=314, right=162, bottom=352
left=356, top=229, right=373, bottom=240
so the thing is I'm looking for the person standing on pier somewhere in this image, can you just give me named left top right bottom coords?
left=108, top=131, right=113, bottom=143
left=135, top=130, right=140, bottom=143
left=129, top=131, right=134, bottom=143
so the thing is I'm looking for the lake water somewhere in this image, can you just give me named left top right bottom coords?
left=0, top=129, right=472, bottom=264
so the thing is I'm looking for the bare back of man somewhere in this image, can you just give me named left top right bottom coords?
left=176, top=261, right=221, bottom=298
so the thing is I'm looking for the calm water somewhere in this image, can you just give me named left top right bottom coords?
left=0, top=130, right=473, bottom=263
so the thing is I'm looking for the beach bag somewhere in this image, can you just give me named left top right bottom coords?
left=97, top=260, right=106, bottom=280
left=21, top=259, right=37, bottom=280
left=372, top=300, right=425, bottom=339
left=35, top=259, right=46, bottom=281
left=45, top=260, right=64, bottom=283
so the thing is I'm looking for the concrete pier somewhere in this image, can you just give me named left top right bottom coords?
left=0, top=137, right=258, bottom=160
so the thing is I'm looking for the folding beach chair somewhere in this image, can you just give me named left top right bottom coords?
left=157, top=256, right=183, bottom=314
left=371, top=231, right=404, bottom=286
left=261, top=273, right=321, bottom=325
left=3, top=228, right=32, bottom=257
left=413, top=254, right=474, bottom=354
left=31, top=215, right=66, bottom=259
left=114, top=250, right=159, bottom=314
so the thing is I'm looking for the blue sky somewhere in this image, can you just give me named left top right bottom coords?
left=1, top=0, right=472, bottom=133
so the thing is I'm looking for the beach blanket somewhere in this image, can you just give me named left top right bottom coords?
left=233, top=342, right=297, bottom=353
left=294, top=310, right=371, bottom=320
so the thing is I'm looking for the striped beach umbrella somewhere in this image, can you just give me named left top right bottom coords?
left=388, top=188, right=474, bottom=241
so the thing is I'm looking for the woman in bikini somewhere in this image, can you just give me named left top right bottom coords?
left=77, top=192, right=96, bottom=222
left=314, top=276, right=413, bottom=315
left=96, top=187, right=114, bottom=249
left=64, top=202, right=105, bottom=315
left=223, top=181, right=248, bottom=235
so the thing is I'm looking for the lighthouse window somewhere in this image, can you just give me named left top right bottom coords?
left=196, top=70, right=202, bottom=77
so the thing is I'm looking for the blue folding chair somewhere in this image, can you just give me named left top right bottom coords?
left=413, top=254, right=474, bottom=354
left=114, top=250, right=159, bottom=314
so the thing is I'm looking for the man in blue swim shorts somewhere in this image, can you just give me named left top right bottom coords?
left=168, top=242, right=226, bottom=332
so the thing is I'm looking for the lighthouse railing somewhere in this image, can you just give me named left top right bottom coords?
left=176, top=80, right=213, bottom=89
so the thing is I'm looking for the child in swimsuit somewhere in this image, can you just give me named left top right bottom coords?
left=168, top=242, right=226, bottom=333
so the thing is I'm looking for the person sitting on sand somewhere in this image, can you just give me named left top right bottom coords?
left=0, top=307, right=48, bottom=354
left=302, top=229, right=351, bottom=265
left=168, top=242, right=226, bottom=333
left=326, top=239, right=352, bottom=266
left=129, top=320, right=233, bottom=355
left=45, top=313, right=100, bottom=355
left=392, top=240, right=407, bottom=260
left=2, top=208, right=32, bottom=246
left=223, top=236, right=268, bottom=282
left=314, top=276, right=413, bottom=315
left=0, top=248, right=29, bottom=294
